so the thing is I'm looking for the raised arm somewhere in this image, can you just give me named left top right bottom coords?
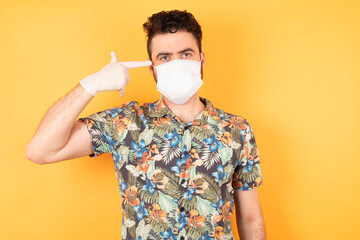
left=25, top=52, right=151, bottom=164
left=25, top=84, right=94, bottom=164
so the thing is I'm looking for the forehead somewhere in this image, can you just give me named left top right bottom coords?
left=150, top=31, right=199, bottom=57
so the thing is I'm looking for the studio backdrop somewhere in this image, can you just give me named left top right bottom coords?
left=0, top=0, right=359, bottom=239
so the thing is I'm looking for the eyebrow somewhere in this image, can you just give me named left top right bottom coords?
left=155, top=48, right=196, bottom=60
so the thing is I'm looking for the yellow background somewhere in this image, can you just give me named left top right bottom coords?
left=1, top=0, right=359, bottom=239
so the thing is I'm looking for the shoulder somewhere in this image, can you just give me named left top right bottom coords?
left=202, top=97, right=249, bottom=130
left=108, top=100, right=142, bottom=114
left=84, top=101, right=141, bottom=121
left=215, top=107, right=249, bottom=131
left=112, top=100, right=141, bottom=112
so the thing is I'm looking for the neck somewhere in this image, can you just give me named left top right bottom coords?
left=163, top=93, right=206, bottom=124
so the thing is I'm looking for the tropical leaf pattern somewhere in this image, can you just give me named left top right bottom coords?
left=77, top=97, right=263, bottom=240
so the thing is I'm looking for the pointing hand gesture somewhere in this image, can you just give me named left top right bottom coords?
left=80, top=51, right=152, bottom=97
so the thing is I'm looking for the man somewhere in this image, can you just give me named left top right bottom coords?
left=26, top=10, right=265, bottom=240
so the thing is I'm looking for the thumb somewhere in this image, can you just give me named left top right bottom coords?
left=118, top=88, right=125, bottom=97
left=110, top=51, right=118, bottom=64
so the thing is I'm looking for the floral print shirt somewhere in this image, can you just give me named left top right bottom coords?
left=77, top=97, right=263, bottom=240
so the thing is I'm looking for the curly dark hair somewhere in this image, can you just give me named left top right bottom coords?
left=143, top=10, right=202, bottom=60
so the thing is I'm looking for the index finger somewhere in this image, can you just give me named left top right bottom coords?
left=121, top=60, right=152, bottom=69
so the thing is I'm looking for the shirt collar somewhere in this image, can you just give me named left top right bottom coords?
left=147, top=96, right=222, bottom=125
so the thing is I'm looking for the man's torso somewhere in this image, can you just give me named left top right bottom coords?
left=77, top=97, right=263, bottom=240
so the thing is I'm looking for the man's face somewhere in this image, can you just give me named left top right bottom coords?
left=149, top=30, right=205, bottom=82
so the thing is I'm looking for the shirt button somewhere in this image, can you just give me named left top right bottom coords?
left=180, top=237, right=185, bottom=240
left=180, top=207, right=185, bottom=212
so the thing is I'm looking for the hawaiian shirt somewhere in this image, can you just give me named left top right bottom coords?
left=77, top=97, right=263, bottom=240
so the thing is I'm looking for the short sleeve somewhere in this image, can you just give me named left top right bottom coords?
left=232, top=119, right=264, bottom=191
left=77, top=111, right=117, bottom=158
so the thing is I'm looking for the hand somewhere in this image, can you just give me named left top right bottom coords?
left=79, top=51, right=152, bottom=96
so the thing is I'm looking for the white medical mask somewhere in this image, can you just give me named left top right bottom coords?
left=153, top=57, right=203, bottom=105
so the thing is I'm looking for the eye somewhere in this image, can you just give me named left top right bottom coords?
left=182, top=52, right=191, bottom=58
left=160, top=56, right=170, bottom=61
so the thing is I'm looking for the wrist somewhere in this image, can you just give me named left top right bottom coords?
left=79, top=75, right=98, bottom=96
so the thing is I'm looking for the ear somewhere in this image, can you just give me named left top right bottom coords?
left=148, top=58, right=154, bottom=74
left=200, top=52, right=205, bottom=72
left=200, top=52, right=205, bottom=66
left=148, top=59, right=157, bottom=84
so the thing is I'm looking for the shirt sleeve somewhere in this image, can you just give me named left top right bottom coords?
left=232, top=119, right=264, bottom=191
left=76, top=110, right=117, bottom=158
